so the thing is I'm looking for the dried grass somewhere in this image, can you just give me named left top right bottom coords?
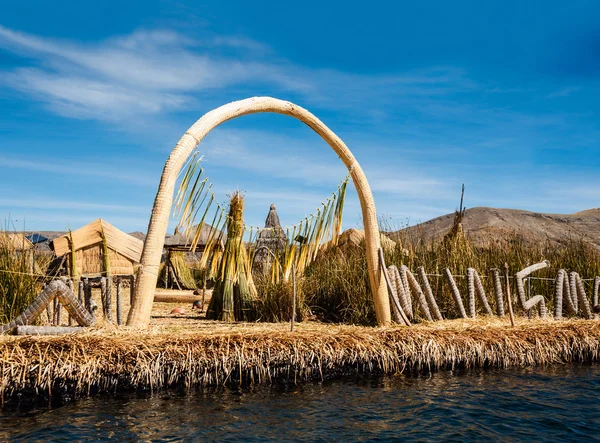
left=1, top=318, right=599, bottom=405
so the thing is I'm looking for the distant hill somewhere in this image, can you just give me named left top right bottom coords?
left=391, top=207, right=600, bottom=249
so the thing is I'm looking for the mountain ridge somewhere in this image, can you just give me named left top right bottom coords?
left=392, top=207, right=600, bottom=249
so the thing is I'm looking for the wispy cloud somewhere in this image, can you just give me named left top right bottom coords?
left=0, top=155, right=159, bottom=187
left=0, top=25, right=479, bottom=123
left=546, top=86, right=580, bottom=98
left=0, top=197, right=147, bottom=213
left=0, top=26, right=311, bottom=120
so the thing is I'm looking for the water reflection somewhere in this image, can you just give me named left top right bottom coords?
left=1, top=364, right=599, bottom=442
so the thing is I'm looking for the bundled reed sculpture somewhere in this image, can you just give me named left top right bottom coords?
left=515, top=261, right=549, bottom=318
left=0, top=280, right=95, bottom=334
left=129, top=97, right=389, bottom=328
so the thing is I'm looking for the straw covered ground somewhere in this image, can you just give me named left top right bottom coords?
left=1, top=315, right=599, bottom=406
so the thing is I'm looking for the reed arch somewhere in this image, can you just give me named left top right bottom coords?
left=126, top=97, right=390, bottom=328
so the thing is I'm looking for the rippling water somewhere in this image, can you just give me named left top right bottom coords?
left=2, top=364, right=599, bottom=442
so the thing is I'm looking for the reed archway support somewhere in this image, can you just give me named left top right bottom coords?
left=127, top=97, right=390, bottom=328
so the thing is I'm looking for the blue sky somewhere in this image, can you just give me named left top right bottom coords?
left=1, top=1, right=599, bottom=234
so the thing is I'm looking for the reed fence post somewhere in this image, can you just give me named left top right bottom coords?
left=574, top=273, right=593, bottom=319
left=379, top=253, right=410, bottom=326
left=473, top=270, right=493, bottom=315
left=467, top=268, right=476, bottom=318
left=594, top=276, right=600, bottom=317
left=291, top=265, right=296, bottom=332
left=490, top=268, right=505, bottom=317
left=504, top=263, right=515, bottom=327
left=399, top=266, right=414, bottom=319
left=554, top=269, right=565, bottom=319
left=569, top=272, right=579, bottom=313
left=417, top=266, right=443, bottom=321
left=404, top=268, right=432, bottom=321
left=444, top=268, right=467, bottom=319
left=388, top=265, right=411, bottom=322
left=562, top=270, right=577, bottom=315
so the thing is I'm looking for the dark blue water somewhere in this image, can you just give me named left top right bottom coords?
left=1, top=364, right=599, bottom=442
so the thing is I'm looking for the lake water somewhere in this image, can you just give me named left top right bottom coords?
left=1, top=364, right=599, bottom=442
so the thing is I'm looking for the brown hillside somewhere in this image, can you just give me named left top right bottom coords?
left=393, top=207, right=600, bottom=249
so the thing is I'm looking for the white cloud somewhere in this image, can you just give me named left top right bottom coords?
left=0, top=25, right=312, bottom=120
left=0, top=25, right=479, bottom=123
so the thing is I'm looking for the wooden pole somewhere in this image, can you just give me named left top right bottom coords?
left=504, top=263, right=515, bottom=327
left=78, top=280, right=84, bottom=303
left=67, top=279, right=74, bottom=326
left=165, top=256, right=170, bottom=289
left=291, top=264, right=296, bottom=332
left=43, top=283, right=52, bottom=323
left=202, top=272, right=207, bottom=311
left=84, top=278, right=94, bottom=320
left=15, top=325, right=85, bottom=336
left=116, top=277, right=122, bottom=326
left=129, top=275, right=135, bottom=305
left=100, top=277, right=112, bottom=322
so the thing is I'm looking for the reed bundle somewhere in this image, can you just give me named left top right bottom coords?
left=1, top=319, right=599, bottom=405
left=206, top=192, right=256, bottom=321
left=0, top=230, right=39, bottom=323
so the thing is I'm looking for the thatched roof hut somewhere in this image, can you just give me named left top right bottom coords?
left=320, top=228, right=401, bottom=255
left=159, top=224, right=226, bottom=290
left=164, top=224, right=226, bottom=252
left=253, top=204, right=287, bottom=273
left=0, top=233, right=34, bottom=251
left=52, top=219, right=143, bottom=277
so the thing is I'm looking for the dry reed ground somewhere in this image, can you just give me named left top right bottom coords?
left=1, top=299, right=600, bottom=405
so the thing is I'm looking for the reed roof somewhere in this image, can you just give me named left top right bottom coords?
left=320, top=228, right=397, bottom=254
left=258, top=204, right=286, bottom=241
left=0, top=233, right=34, bottom=251
left=165, top=224, right=226, bottom=250
left=52, top=219, right=143, bottom=263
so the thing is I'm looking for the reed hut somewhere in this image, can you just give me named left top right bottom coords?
left=320, top=228, right=398, bottom=255
left=161, top=224, right=225, bottom=289
left=253, top=204, right=287, bottom=273
left=0, top=233, right=35, bottom=273
left=0, top=233, right=34, bottom=252
left=52, top=219, right=143, bottom=278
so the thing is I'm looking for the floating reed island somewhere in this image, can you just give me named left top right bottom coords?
left=1, top=318, right=600, bottom=405
left=2, top=97, right=600, bottom=405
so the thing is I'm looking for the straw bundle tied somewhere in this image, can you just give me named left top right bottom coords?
left=206, top=191, right=257, bottom=322
left=1, top=319, right=599, bottom=404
